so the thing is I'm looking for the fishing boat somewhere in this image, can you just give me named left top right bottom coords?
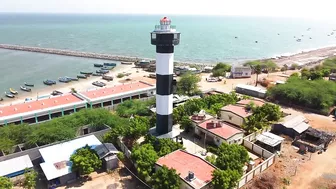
left=92, top=81, right=106, bottom=87
left=20, top=86, right=32, bottom=92
left=296, top=39, right=302, bottom=42
left=102, top=75, right=113, bottom=81
left=92, top=73, right=103, bottom=76
left=80, top=71, right=93, bottom=75
left=24, top=82, right=34, bottom=87
left=68, top=77, right=79, bottom=81
left=77, top=75, right=87, bottom=79
left=101, top=66, right=114, bottom=70
left=43, top=80, right=56, bottom=85
left=9, top=88, right=18, bottom=95
left=5, top=92, right=15, bottom=98
left=59, top=77, right=72, bottom=83
left=104, top=63, right=117, bottom=67
left=121, top=62, right=134, bottom=65
left=51, top=90, right=63, bottom=96
left=94, top=63, right=104, bottom=67
left=96, top=70, right=109, bottom=74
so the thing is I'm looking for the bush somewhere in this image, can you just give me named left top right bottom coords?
left=117, top=152, right=125, bottom=161
left=117, top=73, right=125, bottom=78
left=70, top=145, right=102, bottom=176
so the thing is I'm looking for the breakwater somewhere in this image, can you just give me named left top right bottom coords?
left=0, top=44, right=214, bottom=67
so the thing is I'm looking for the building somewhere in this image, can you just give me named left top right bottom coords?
left=155, top=150, right=216, bottom=189
left=195, top=118, right=245, bottom=146
left=39, top=135, right=118, bottom=186
left=231, top=66, right=252, bottom=78
left=255, top=132, right=284, bottom=153
left=0, top=155, right=33, bottom=178
left=235, top=84, right=267, bottom=98
left=220, top=104, right=252, bottom=126
left=0, top=93, right=87, bottom=126
left=151, top=17, right=180, bottom=136
left=201, top=88, right=226, bottom=97
left=272, top=114, right=310, bottom=138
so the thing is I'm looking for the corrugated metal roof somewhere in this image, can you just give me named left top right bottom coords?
left=0, top=155, right=33, bottom=177
left=282, top=115, right=306, bottom=128
left=293, top=122, right=310, bottom=134
left=94, top=143, right=118, bottom=159
left=236, top=84, right=267, bottom=93
left=256, top=132, right=284, bottom=147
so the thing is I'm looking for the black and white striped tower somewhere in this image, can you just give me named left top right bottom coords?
left=151, top=17, right=180, bottom=135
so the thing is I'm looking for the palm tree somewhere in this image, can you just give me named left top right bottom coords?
left=254, top=65, right=262, bottom=86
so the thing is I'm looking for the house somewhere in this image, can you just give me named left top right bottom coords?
left=235, top=84, right=267, bottom=99
left=201, top=88, right=226, bottom=97
left=155, top=150, right=217, bottom=189
left=255, top=132, right=285, bottom=153
left=190, top=110, right=214, bottom=127
left=220, top=104, right=252, bottom=126
left=195, top=118, right=245, bottom=146
left=39, top=135, right=118, bottom=186
left=231, top=66, right=252, bottom=78
left=272, top=114, right=310, bottom=138
left=0, top=155, right=33, bottom=178
left=293, top=128, right=335, bottom=152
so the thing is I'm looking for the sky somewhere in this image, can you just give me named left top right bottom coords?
left=1, top=0, right=336, bottom=19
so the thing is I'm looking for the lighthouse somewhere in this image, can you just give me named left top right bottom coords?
left=151, top=17, right=180, bottom=135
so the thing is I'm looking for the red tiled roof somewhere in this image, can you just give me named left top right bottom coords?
left=198, top=119, right=243, bottom=139
left=156, top=150, right=215, bottom=189
left=0, top=94, right=83, bottom=117
left=81, top=81, right=153, bottom=100
left=221, top=104, right=252, bottom=118
left=237, top=99, right=265, bottom=107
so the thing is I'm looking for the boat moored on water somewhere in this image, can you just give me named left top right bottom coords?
left=100, top=66, right=114, bottom=70
left=96, top=70, right=109, bottom=74
left=92, top=81, right=106, bottom=87
left=43, top=80, right=56, bottom=85
left=24, top=82, right=34, bottom=87
left=102, top=75, right=113, bottom=81
left=77, top=75, right=87, bottom=79
left=5, top=92, right=15, bottom=98
left=20, top=86, right=32, bottom=92
left=10, top=88, right=18, bottom=95
left=68, top=77, right=79, bottom=81
left=121, top=62, right=133, bottom=65
left=80, top=71, right=93, bottom=75
left=59, top=77, right=72, bottom=83
left=94, top=63, right=104, bottom=67
left=51, top=90, right=63, bottom=96
left=92, top=73, right=103, bottom=76
left=103, top=63, right=117, bottom=67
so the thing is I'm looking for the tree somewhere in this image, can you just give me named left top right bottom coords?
left=177, top=72, right=201, bottom=96
left=0, top=176, right=13, bottom=189
left=214, top=143, right=249, bottom=175
left=126, top=116, right=150, bottom=140
left=212, top=63, right=231, bottom=77
left=253, top=65, right=262, bottom=86
left=23, top=169, right=38, bottom=189
left=151, top=165, right=181, bottom=189
left=116, top=100, right=152, bottom=118
left=180, top=116, right=193, bottom=132
left=70, top=145, right=102, bottom=176
left=290, top=63, right=299, bottom=70
left=243, top=114, right=269, bottom=133
left=253, top=103, right=282, bottom=122
left=211, top=169, right=241, bottom=189
left=144, top=135, right=184, bottom=157
left=131, top=144, right=159, bottom=179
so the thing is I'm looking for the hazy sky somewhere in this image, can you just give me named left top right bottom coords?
left=1, top=0, right=335, bottom=19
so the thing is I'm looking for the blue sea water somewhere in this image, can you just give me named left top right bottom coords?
left=0, top=14, right=336, bottom=94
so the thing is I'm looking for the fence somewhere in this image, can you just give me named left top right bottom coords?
left=236, top=139, right=276, bottom=188
left=117, top=137, right=132, bottom=160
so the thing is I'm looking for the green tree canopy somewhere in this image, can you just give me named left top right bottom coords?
left=253, top=103, right=282, bottom=122
left=211, top=169, right=241, bottom=189
left=144, top=135, right=184, bottom=157
left=213, top=143, right=249, bottom=175
left=177, top=72, right=201, bottom=96
left=212, top=63, right=231, bottom=77
left=70, top=145, right=102, bottom=176
left=116, top=99, right=153, bottom=118
left=131, top=144, right=159, bottom=179
left=125, top=116, right=150, bottom=140
left=23, top=169, right=38, bottom=189
left=0, top=176, right=13, bottom=189
left=151, top=165, right=181, bottom=189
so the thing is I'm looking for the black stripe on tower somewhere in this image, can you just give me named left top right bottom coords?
left=156, top=46, right=174, bottom=53
left=156, top=114, right=173, bottom=135
left=155, top=33, right=175, bottom=53
left=156, top=74, right=173, bottom=95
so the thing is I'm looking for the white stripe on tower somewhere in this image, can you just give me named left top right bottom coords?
left=156, top=53, right=174, bottom=75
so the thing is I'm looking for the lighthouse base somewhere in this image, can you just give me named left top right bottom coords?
left=149, top=125, right=182, bottom=139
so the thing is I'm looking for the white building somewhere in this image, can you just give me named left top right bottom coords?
left=231, top=66, right=252, bottom=78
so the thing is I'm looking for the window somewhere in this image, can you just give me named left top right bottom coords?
left=152, top=33, right=156, bottom=39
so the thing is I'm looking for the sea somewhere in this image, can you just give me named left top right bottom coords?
left=0, top=13, right=336, bottom=92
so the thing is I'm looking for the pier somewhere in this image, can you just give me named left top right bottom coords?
left=0, top=44, right=214, bottom=67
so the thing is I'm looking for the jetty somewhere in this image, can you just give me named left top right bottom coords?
left=0, top=44, right=214, bottom=68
